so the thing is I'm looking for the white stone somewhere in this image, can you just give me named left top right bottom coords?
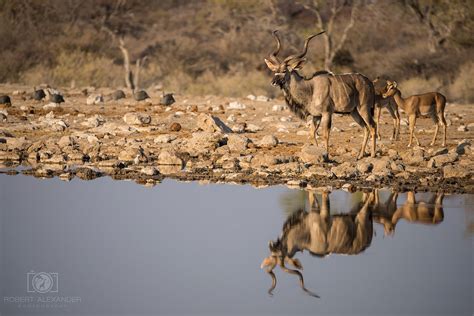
left=228, top=101, right=246, bottom=110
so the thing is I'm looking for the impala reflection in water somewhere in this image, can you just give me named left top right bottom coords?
left=262, top=190, right=445, bottom=297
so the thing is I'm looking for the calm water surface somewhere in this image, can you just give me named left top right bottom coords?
left=0, top=174, right=473, bottom=315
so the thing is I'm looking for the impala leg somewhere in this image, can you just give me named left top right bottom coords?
left=375, top=106, right=381, bottom=140
left=430, top=124, right=439, bottom=146
left=439, top=113, right=447, bottom=147
left=408, top=115, right=419, bottom=147
left=387, top=105, right=398, bottom=141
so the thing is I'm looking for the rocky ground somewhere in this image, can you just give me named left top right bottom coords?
left=0, top=84, right=473, bottom=193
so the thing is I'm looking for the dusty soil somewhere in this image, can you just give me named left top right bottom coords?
left=0, top=84, right=473, bottom=193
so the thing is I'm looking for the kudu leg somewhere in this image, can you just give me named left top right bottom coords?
left=350, top=110, right=368, bottom=159
left=320, top=113, right=332, bottom=155
left=358, top=107, right=377, bottom=158
left=309, top=116, right=321, bottom=146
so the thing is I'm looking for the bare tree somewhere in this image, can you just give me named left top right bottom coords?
left=405, top=0, right=465, bottom=53
left=98, top=0, right=148, bottom=91
left=299, top=0, right=359, bottom=71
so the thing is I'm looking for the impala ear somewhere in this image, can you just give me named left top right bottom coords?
left=264, top=58, right=280, bottom=72
left=393, top=81, right=398, bottom=88
left=287, top=58, right=306, bottom=71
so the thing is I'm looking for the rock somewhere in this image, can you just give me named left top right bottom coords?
left=246, top=94, right=256, bottom=100
left=455, top=140, right=471, bottom=155
left=356, top=161, right=373, bottom=174
left=349, top=122, right=358, bottom=128
left=157, top=150, right=183, bottom=166
left=428, top=147, right=448, bottom=157
left=211, top=105, right=225, bottom=112
left=123, top=112, right=151, bottom=125
left=12, top=90, right=25, bottom=95
left=246, top=123, right=263, bottom=132
left=250, top=154, right=278, bottom=168
left=457, top=125, right=468, bottom=132
left=187, top=104, right=198, bottom=112
left=443, top=164, right=471, bottom=179
left=154, top=134, right=177, bottom=144
left=6, top=137, right=28, bottom=150
left=296, top=130, right=309, bottom=136
left=227, top=134, right=251, bottom=152
left=86, top=94, right=104, bottom=105
left=258, top=135, right=279, bottom=148
left=84, top=115, right=106, bottom=128
left=197, top=113, right=232, bottom=133
left=0, top=110, right=7, bottom=121
left=231, top=123, right=247, bottom=133
left=87, top=135, right=99, bottom=144
left=287, top=180, right=303, bottom=187
left=51, top=120, right=68, bottom=131
left=227, top=114, right=237, bottom=123
left=170, top=122, right=182, bottom=132
left=141, top=166, right=159, bottom=176
left=272, top=104, right=287, bottom=112
left=0, top=151, right=20, bottom=161
left=331, top=162, right=358, bottom=179
left=58, top=135, right=75, bottom=148
left=118, top=147, right=140, bottom=161
left=256, top=95, right=270, bottom=102
left=427, top=152, right=458, bottom=168
left=75, top=167, right=101, bottom=180
left=227, top=101, right=246, bottom=110
left=182, top=132, right=225, bottom=157
left=342, top=183, right=353, bottom=191
left=43, top=102, right=60, bottom=109
left=400, top=119, right=408, bottom=126
left=299, top=144, right=328, bottom=164
left=400, top=148, right=425, bottom=165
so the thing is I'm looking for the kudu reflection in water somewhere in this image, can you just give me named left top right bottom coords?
left=261, top=191, right=374, bottom=297
left=370, top=189, right=444, bottom=236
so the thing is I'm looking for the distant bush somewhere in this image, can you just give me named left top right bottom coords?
left=21, top=51, right=122, bottom=88
left=398, top=77, right=443, bottom=97
left=448, top=62, right=474, bottom=103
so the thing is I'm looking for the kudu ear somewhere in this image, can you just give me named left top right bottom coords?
left=264, top=58, right=280, bottom=72
left=287, top=58, right=306, bottom=71
left=261, top=256, right=277, bottom=269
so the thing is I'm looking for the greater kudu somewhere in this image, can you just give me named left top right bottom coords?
left=264, top=31, right=377, bottom=159
left=261, top=191, right=374, bottom=296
